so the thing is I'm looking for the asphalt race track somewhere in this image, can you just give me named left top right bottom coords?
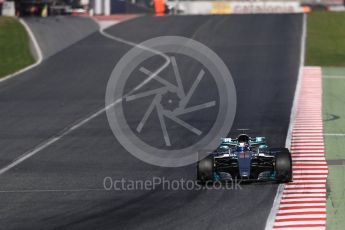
left=0, top=14, right=303, bottom=230
left=24, top=16, right=99, bottom=59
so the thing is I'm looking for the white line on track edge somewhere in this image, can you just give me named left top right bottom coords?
left=264, top=13, right=307, bottom=230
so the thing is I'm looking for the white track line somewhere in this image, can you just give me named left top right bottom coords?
left=264, top=13, right=307, bottom=230
left=0, top=17, right=171, bottom=176
left=292, top=158, right=325, bottom=161
left=0, top=19, right=43, bottom=83
left=323, top=75, right=345, bottom=79
left=0, top=188, right=105, bottom=193
left=0, top=106, right=109, bottom=175
left=324, top=133, right=345, bottom=136
left=285, top=184, right=326, bottom=188
left=284, top=190, right=326, bottom=194
left=276, top=214, right=326, bottom=219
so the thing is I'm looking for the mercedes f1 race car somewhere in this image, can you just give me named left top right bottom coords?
left=197, top=134, right=292, bottom=183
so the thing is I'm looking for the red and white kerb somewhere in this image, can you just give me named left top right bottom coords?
left=273, top=67, right=328, bottom=229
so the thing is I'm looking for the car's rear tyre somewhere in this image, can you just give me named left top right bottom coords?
left=197, top=157, right=214, bottom=184
left=274, top=148, right=292, bottom=183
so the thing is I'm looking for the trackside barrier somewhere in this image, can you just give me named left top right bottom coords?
left=165, top=1, right=304, bottom=14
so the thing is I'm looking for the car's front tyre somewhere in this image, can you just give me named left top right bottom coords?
left=274, top=148, right=293, bottom=183
left=197, top=157, right=214, bottom=184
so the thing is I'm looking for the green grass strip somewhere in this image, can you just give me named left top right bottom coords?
left=307, top=12, right=345, bottom=67
left=323, top=67, right=345, bottom=229
left=0, top=17, right=34, bottom=78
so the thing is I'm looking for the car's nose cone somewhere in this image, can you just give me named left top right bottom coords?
left=237, top=151, right=252, bottom=178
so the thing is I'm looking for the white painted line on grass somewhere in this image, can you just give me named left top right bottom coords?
left=324, top=133, right=345, bottom=136
left=323, top=75, right=345, bottom=79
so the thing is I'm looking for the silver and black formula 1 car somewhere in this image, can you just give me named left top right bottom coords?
left=197, top=134, right=292, bottom=183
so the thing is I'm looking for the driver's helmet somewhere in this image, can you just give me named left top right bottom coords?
left=237, top=142, right=248, bottom=152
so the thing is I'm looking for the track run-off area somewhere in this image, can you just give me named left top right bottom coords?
left=0, top=14, right=305, bottom=230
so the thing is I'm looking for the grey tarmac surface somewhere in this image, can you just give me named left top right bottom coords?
left=24, top=16, right=99, bottom=59
left=0, top=14, right=303, bottom=230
